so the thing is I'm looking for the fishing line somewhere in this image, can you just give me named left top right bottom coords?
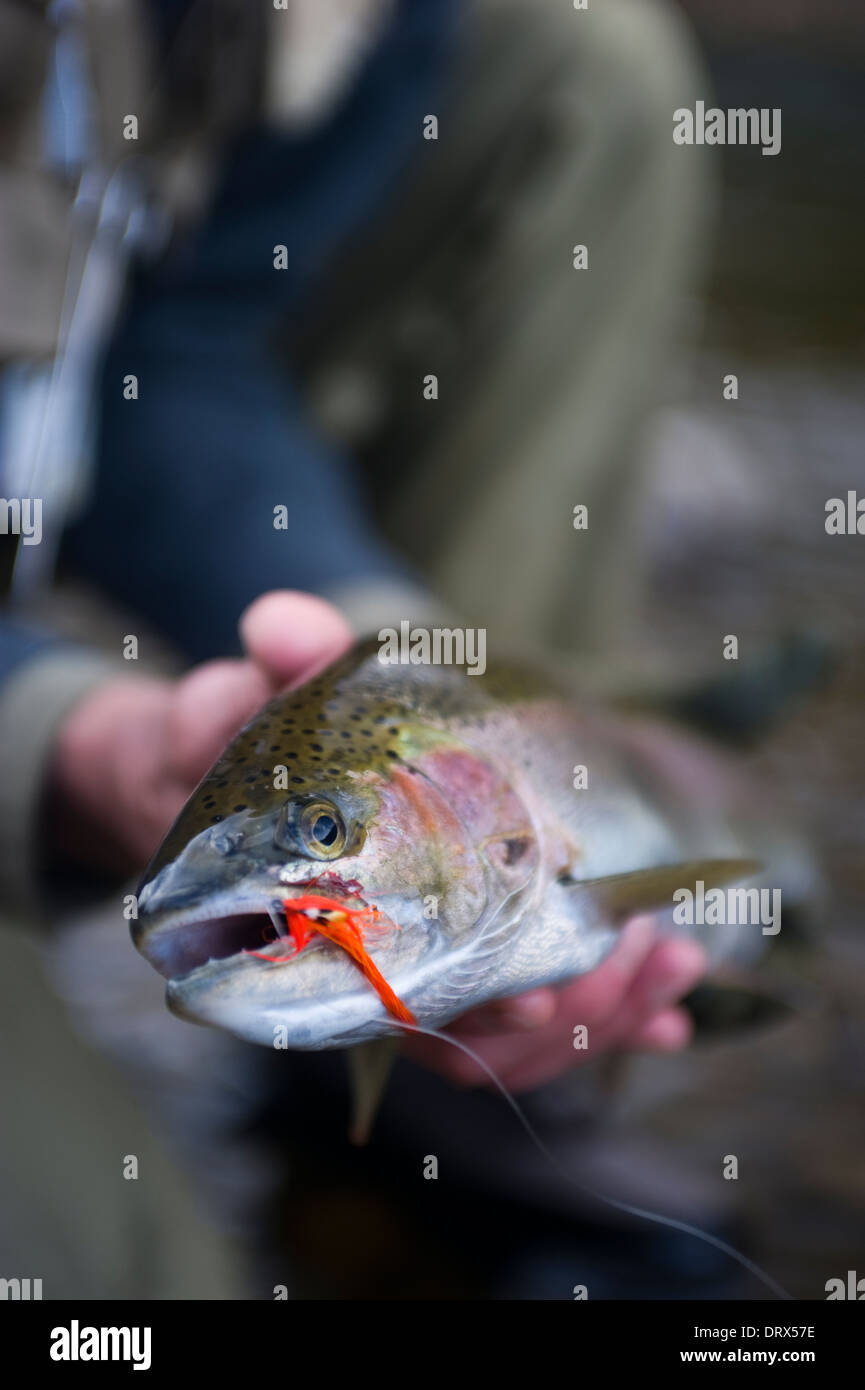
left=397, top=1020, right=793, bottom=1301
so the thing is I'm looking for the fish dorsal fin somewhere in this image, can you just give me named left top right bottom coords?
left=572, top=858, right=761, bottom=925
left=345, top=1037, right=399, bottom=1145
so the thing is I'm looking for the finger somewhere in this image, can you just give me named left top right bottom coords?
left=546, top=914, right=658, bottom=1028
left=441, top=1009, right=592, bottom=1093
left=408, top=916, right=660, bottom=1085
left=619, top=938, right=706, bottom=1020
left=581, top=939, right=705, bottom=1058
left=434, top=915, right=658, bottom=1051
left=456, top=988, right=558, bottom=1033
left=433, top=934, right=703, bottom=1089
left=402, top=1032, right=498, bottom=1088
left=403, top=921, right=690, bottom=1090
left=627, top=1006, right=694, bottom=1052
left=428, top=987, right=601, bottom=1089
left=498, top=1001, right=696, bottom=1091
left=167, top=659, right=273, bottom=784
left=240, top=590, right=353, bottom=686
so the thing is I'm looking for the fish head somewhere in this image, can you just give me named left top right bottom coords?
left=134, top=648, right=541, bottom=1048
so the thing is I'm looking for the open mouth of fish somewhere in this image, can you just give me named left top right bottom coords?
left=140, top=904, right=294, bottom=978
left=133, top=873, right=429, bottom=1047
left=134, top=879, right=385, bottom=982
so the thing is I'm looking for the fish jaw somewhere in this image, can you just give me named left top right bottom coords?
left=159, top=885, right=526, bottom=1050
left=140, top=888, right=454, bottom=1050
left=135, top=847, right=533, bottom=1049
left=134, top=834, right=457, bottom=1048
left=134, top=806, right=296, bottom=977
left=165, top=950, right=410, bottom=1050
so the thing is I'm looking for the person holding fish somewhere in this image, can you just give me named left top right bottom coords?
left=1, top=0, right=712, bottom=1077
left=53, top=588, right=710, bottom=1091
left=0, top=0, right=727, bottom=1297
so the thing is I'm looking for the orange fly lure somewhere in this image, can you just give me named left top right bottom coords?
left=248, top=892, right=416, bottom=1026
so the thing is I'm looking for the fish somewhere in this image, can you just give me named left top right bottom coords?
left=134, top=638, right=802, bottom=1062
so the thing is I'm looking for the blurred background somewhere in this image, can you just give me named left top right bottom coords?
left=0, top=0, right=863, bottom=1301
left=584, top=0, right=865, bottom=1301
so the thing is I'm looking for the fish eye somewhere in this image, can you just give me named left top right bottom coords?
left=310, top=812, right=338, bottom=847
left=299, top=802, right=347, bottom=859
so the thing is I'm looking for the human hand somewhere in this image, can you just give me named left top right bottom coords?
left=49, top=591, right=353, bottom=874
left=403, top=915, right=706, bottom=1091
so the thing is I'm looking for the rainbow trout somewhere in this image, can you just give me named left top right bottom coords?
left=134, top=640, right=796, bottom=1060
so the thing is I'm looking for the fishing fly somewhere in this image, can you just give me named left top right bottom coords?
left=246, top=890, right=416, bottom=1026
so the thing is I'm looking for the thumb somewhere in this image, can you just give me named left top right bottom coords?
left=167, top=659, right=272, bottom=785
left=240, top=590, right=353, bottom=687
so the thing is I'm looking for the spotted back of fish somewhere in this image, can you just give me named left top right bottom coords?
left=143, top=639, right=557, bottom=881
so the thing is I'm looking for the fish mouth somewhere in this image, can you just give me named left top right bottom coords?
left=133, top=875, right=428, bottom=1048
left=133, top=877, right=378, bottom=983
left=136, top=905, right=289, bottom=980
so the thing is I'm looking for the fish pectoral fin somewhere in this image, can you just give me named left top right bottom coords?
left=572, top=857, right=762, bottom=925
left=345, top=1037, right=399, bottom=1146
